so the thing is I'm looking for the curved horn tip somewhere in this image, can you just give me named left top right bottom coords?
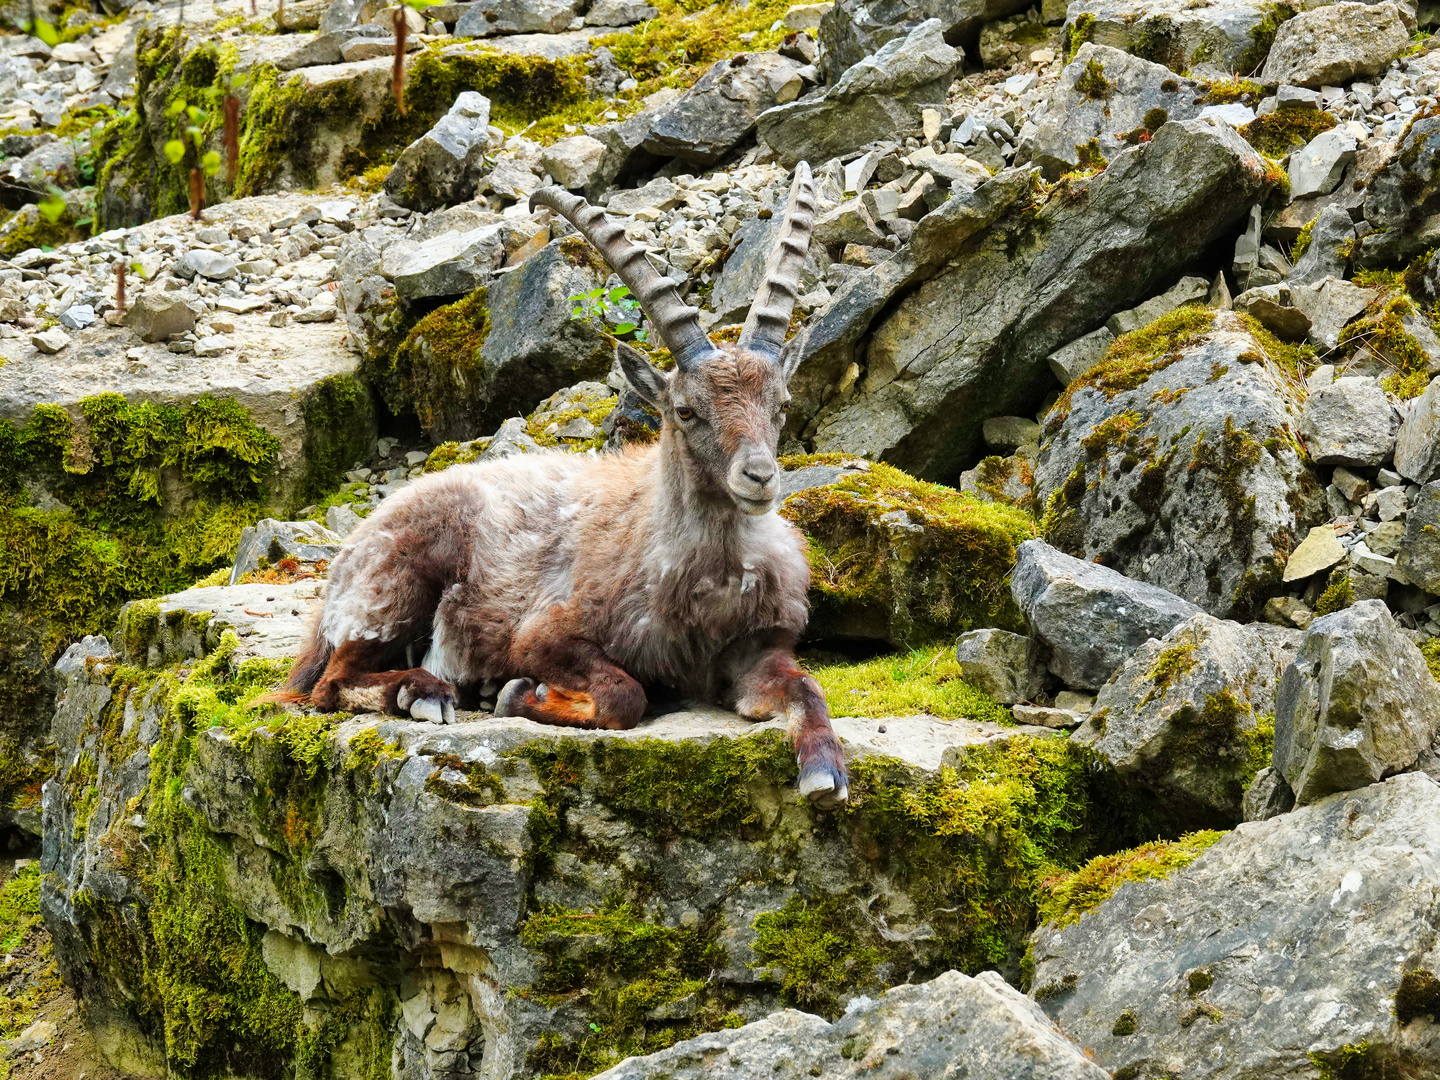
left=528, top=186, right=569, bottom=214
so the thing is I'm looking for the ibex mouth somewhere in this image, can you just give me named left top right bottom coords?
left=732, top=492, right=775, bottom=516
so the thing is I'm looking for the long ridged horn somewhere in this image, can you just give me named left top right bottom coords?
left=738, top=161, right=815, bottom=361
left=529, top=187, right=720, bottom=371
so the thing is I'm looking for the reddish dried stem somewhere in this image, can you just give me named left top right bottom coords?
left=224, top=94, right=241, bottom=185
left=392, top=7, right=408, bottom=115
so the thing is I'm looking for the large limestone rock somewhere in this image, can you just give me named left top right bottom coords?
left=1297, top=375, right=1399, bottom=466
left=1074, top=614, right=1302, bottom=831
left=593, top=970, right=1108, bottom=1079
left=1362, top=114, right=1440, bottom=265
left=777, top=459, right=1036, bottom=646
left=817, top=0, right=1029, bottom=83
left=1033, top=315, right=1325, bottom=619
left=1010, top=539, right=1203, bottom=690
left=757, top=20, right=963, bottom=169
left=1261, top=2, right=1411, bottom=88
left=1397, top=481, right=1440, bottom=594
left=642, top=52, right=804, bottom=166
left=1030, top=772, right=1440, bottom=1079
left=43, top=587, right=1077, bottom=1080
left=1060, top=0, right=1294, bottom=76
left=1395, top=376, right=1440, bottom=483
left=789, top=119, right=1273, bottom=482
left=454, top=0, right=582, bottom=35
left=383, top=91, right=493, bottom=212
left=1273, top=601, right=1440, bottom=806
left=1018, top=44, right=1206, bottom=179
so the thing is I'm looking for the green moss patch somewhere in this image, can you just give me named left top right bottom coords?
left=1038, top=830, right=1224, bottom=929
left=382, top=288, right=491, bottom=437
left=1240, top=108, right=1337, bottom=157
left=752, top=896, right=881, bottom=1015
left=779, top=462, right=1038, bottom=647
left=807, top=645, right=1012, bottom=724
left=1422, top=639, right=1440, bottom=682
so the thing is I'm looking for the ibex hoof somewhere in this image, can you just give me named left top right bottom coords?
left=409, top=697, right=455, bottom=724
left=495, top=678, right=535, bottom=717
left=798, top=765, right=849, bottom=810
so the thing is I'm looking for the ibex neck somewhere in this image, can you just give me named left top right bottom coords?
left=651, top=427, right=749, bottom=545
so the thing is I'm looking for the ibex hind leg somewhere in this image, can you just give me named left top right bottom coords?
left=727, top=639, right=848, bottom=810
left=312, top=638, right=458, bottom=724
left=494, top=639, right=646, bottom=731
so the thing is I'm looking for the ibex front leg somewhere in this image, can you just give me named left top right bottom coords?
left=725, top=634, right=849, bottom=809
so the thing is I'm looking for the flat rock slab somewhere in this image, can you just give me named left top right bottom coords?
left=1030, top=772, right=1440, bottom=1079
left=148, top=581, right=327, bottom=663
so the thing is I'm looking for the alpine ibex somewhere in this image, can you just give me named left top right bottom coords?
left=286, top=163, right=848, bottom=808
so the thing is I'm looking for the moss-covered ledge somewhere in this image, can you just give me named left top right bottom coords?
left=43, top=618, right=1131, bottom=1080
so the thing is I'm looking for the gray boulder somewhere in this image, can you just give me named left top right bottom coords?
left=1290, top=276, right=1376, bottom=350
left=1074, top=614, right=1302, bottom=830
left=454, top=0, right=581, bottom=35
left=594, top=970, right=1107, bottom=1079
left=1010, top=539, right=1203, bottom=690
left=1397, top=482, right=1440, bottom=593
left=818, top=0, right=1029, bottom=83
left=1232, top=284, right=1311, bottom=339
left=757, top=20, right=963, bottom=169
left=1059, top=0, right=1295, bottom=76
left=1274, top=601, right=1440, bottom=805
left=1031, top=771, right=1440, bottom=1079
left=319, top=0, right=365, bottom=32
left=123, top=291, right=197, bottom=342
left=538, top=134, right=606, bottom=191
left=178, top=249, right=237, bottom=281
left=954, top=629, right=1048, bottom=704
left=384, top=92, right=492, bottom=212
left=1298, top=376, right=1399, bottom=466
left=1362, top=114, right=1440, bottom=266
left=1047, top=327, right=1114, bottom=385
left=1034, top=316, right=1325, bottom=619
left=643, top=53, right=803, bottom=166
left=1241, top=764, right=1294, bottom=821
left=1261, top=1, right=1411, bottom=88
left=584, top=0, right=657, bottom=24
left=1395, top=376, right=1440, bottom=483
left=1288, top=203, right=1356, bottom=287
left=790, top=119, right=1271, bottom=482
left=1018, top=44, right=1205, bottom=179
left=1287, top=127, right=1357, bottom=200
left=390, top=222, right=507, bottom=302
left=228, top=519, right=343, bottom=587
left=276, top=25, right=389, bottom=70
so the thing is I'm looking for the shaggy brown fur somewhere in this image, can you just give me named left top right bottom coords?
left=287, top=165, right=848, bottom=807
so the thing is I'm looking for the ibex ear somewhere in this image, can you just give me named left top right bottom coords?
left=616, top=342, right=668, bottom=405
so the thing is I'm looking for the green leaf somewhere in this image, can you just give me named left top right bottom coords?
left=129, top=260, right=147, bottom=279
left=634, top=327, right=649, bottom=342
left=607, top=286, right=631, bottom=302
left=37, top=193, right=65, bottom=223
left=186, top=105, right=207, bottom=124
left=571, top=306, right=585, bottom=318
left=163, top=140, right=186, bottom=165
left=586, top=286, right=605, bottom=299
left=165, top=97, right=187, bottom=120
left=29, top=18, right=58, bottom=45
left=201, top=150, right=222, bottom=176
left=613, top=322, right=636, bottom=335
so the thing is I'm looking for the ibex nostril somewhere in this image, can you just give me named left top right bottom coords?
left=744, top=468, right=774, bottom=486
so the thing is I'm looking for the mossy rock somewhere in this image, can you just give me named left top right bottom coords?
left=1034, top=310, right=1324, bottom=619
left=44, top=597, right=1149, bottom=1079
left=779, top=458, right=1038, bottom=648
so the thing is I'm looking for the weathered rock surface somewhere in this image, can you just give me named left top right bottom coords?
left=1274, top=601, right=1440, bottom=805
left=43, top=594, right=1067, bottom=1080
left=1034, top=317, right=1324, bottom=619
left=1019, top=45, right=1205, bottom=179
left=384, top=91, right=492, bottom=212
left=1011, top=540, right=1204, bottom=690
left=1397, top=481, right=1440, bottom=593
left=1298, top=376, right=1399, bottom=466
left=1261, top=2, right=1411, bottom=88
left=817, top=0, right=1029, bottom=83
left=1030, top=772, right=1440, bottom=1079
left=791, top=119, right=1272, bottom=481
left=954, top=629, right=1048, bottom=704
left=1060, top=0, right=1291, bottom=76
left=643, top=52, right=803, bottom=166
left=228, top=519, right=343, bottom=586
left=1360, top=114, right=1440, bottom=266
left=1395, top=376, right=1440, bottom=483
left=592, top=970, right=1108, bottom=1079
left=1074, top=614, right=1301, bottom=830
left=757, top=20, right=963, bottom=169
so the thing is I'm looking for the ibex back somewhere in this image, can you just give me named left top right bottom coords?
left=285, top=163, right=849, bottom=808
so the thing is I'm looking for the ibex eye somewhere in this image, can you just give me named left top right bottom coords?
left=676, top=406, right=695, bottom=421
left=779, top=401, right=791, bottom=413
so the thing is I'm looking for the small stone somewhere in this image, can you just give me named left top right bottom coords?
left=193, top=334, right=234, bottom=357
left=179, top=249, right=238, bottom=281
left=1262, top=595, right=1315, bottom=630
left=1283, top=524, right=1347, bottom=582
left=1012, top=704, right=1083, bottom=728
left=1331, top=466, right=1370, bottom=502
left=58, top=303, right=95, bottom=330
left=954, top=629, right=1048, bottom=704
left=981, top=416, right=1041, bottom=451
left=269, top=311, right=289, bottom=327
left=30, top=326, right=68, bottom=353
left=10, top=1019, right=56, bottom=1053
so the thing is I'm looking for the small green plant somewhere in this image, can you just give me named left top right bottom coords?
left=569, top=284, right=649, bottom=341
left=163, top=96, right=224, bottom=180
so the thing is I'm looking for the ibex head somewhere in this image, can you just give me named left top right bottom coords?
left=531, top=164, right=815, bottom=515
